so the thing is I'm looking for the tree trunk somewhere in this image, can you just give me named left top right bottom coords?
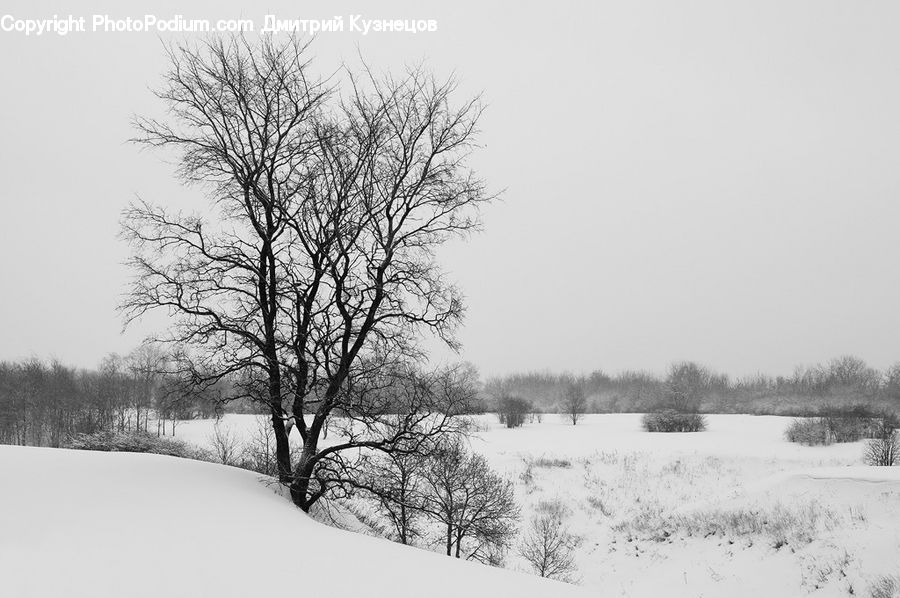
left=289, top=440, right=318, bottom=511
left=271, top=404, right=292, bottom=484
left=399, top=502, right=408, bottom=545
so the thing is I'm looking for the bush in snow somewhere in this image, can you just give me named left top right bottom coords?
left=642, top=410, right=706, bottom=433
left=864, top=414, right=899, bottom=467
left=65, top=431, right=211, bottom=461
left=784, top=418, right=833, bottom=445
left=870, top=575, right=900, bottom=598
left=785, top=409, right=882, bottom=446
left=614, top=500, right=838, bottom=549
left=531, top=456, right=572, bottom=469
left=237, top=415, right=281, bottom=476
left=820, top=405, right=881, bottom=442
left=208, top=423, right=242, bottom=466
left=534, top=498, right=572, bottom=519
left=496, top=395, right=532, bottom=428
left=206, top=417, right=282, bottom=475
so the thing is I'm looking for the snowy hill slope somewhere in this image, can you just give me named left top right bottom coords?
left=0, top=446, right=589, bottom=598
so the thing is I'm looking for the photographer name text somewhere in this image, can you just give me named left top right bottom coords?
left=0, top=14, right=438, bottom=37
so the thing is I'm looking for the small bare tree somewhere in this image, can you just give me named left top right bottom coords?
left=126, top=342, right=167, bottom=435
left=362, top=447, right=427, bottom=545
left=240, top=415, right=281, bottom=476
left=519, top=509, right=580, bottom=581
left=208, top=422, right=242, bottom=466
left=561, top=380, right=586, bottom=425
left=420, top=439, right=520, bottom=564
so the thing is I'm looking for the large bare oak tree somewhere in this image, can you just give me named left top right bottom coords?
left=122, top=35, right=492, bottom=510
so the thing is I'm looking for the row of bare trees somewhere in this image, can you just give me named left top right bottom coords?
left=362, top=438, right=519, bottom=565
left=0, top=346, right=220, bottom=447
left=487, top=356, right=900, bottom=416
left=360, top=437, right=583, bottom=579
left=491, top=362, right=711, bottom=427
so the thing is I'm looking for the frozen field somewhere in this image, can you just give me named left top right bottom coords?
left=177, top=413, right=900, bottom=597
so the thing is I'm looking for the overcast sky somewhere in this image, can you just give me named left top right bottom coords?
left=2, top=0, right=899, bottom=378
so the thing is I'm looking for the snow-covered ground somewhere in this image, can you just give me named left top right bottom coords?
left=176, top=413, right=900, bottom=597
left=0, top=444, right=587, bottom=598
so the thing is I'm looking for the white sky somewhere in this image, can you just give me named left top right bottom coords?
left=1, top=1, right=899, bottom=378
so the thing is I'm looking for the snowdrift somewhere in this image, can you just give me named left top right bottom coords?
left=0, top=446, right=588, bottom=598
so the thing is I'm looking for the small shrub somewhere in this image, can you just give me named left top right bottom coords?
left=532, top=456, right=572, bottom=469
left=519, top=461, right=535, bottom=488
left=864, top=415, right=899, bottom=466
left=237, top=416, right=281, bottom=476
left=787, top=410, right=890, bottom=446
left=824, top=415, right=876, bottom=443
left=785, top=418, right=832, bottom=445
left=534, top=498, right=572, bottom=519
left=467, top=418, right=492, bottom=434
left=822, top=405, right=881, bottom=442
left=871, top=575, right=900, bottom=598
left=642, top=410, right=706, bottom=432
left=592, top=451, right=620, bottom=466
left=65, top=431, right=211, bottom=461
left=586, top=495, right=613, bottom=517
left=497, top=395, right=532, bottom=428
left=615, top=501, right=838, bottom=548
left=208, top=423, right=243, bottom=466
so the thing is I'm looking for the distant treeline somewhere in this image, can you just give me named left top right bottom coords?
left=0, top=348, right=231, bottom=447
left=6, top=352, right=900, bottom=447
left=484, top=356, right=900, bottom=416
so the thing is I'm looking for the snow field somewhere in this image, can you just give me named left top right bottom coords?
left=169, top=413, right=900, bottom=597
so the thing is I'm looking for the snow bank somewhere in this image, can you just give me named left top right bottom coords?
left=0, top=446, right=588, bottom=598
left=741, top=465, right=900, bottom=505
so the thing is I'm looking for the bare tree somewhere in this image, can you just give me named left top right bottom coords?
left=350, top=366, right=482, bottom=544
left=208, top=422, right=242, bottom=466
left=153, top=361, right=223, bottom=436
left=362, top=447, right=427, bottom=545
left=827, top=355, right=881, bottom=395
left=282, top=62, right=490, bottom=510
left=124, top=36, right=327, bottom=480
left=865, top=414, right=899, bottom=466
left=124, top=35, right=493, bottom=510
left=519, top=510, right=580, bottom=581
left=126, top=342, right=166, bottom=434
left=300, top=364, right=478, bottom=509
left=420, top=439, right=520, bottom=564
left=240, top=415, right=281, bottom=476
left=663, top=361, right=711, bottom=412
left=97, top=354, right=132, bottom=433
left=561, top=380, right=586, bottom=425
left=883, top=363, right=900, bottom=401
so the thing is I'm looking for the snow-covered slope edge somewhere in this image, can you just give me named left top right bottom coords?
left=0, top=446, right=590, bottom=598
